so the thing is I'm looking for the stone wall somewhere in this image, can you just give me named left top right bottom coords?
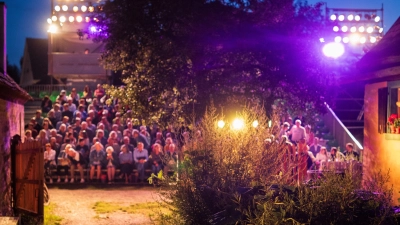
left=363, top=81, right=400, bottom=205
left=0, top=98, right=24, bottom=216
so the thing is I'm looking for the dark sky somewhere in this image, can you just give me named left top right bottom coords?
left=2, top=0, right=400, bottom=67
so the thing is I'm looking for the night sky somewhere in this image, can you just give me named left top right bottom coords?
left=3, top=0, right=400, bottom=68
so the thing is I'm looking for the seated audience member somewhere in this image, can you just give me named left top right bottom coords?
left=57, top=90, right=68, bottom=105
left=305, top=125, right=315, bottom=146
left=76, top=138, right=90, bottom=162
left=57, top=144, right=72, bottom=183
left=344, top=143, right=359, bottom=161
left=36, top=129, right=49, bottom=144
left=25, top=130, right=34, bottom=142
left=109, top=130, right=120, bottom=143
left=42, top=122, right=51, bottom=139
left=26, top=122, right=38, bottom=139
left=278, top=122, right=290, bottom=141
left=121, top=136, right=134, bottom=152
left=105, top=146, right=119, bottom=184
left=329, top=147, right=345, bottom=162
left=133, top=142, right=149, bottom=182
left=69, top=88, right=80, bottom=105
left=119, top=145, right=133, bottom=184
left=150, top=143, right=163, bottom=176
left=56, top=116, right=70, bottom=130
left=90, top=137, right=100, bottom=152
left=151, top=132, right=165, bottom=147
left=96, top=129, right=107, bottom=146
left=41, top=96, right=52, bottom=114
left=74, top=105, right=88, bottom=121
left=82, top=85, right=93, bottom=100
left=67, top=148, right=86, bottom=183
left=44, top=143, right=57, bottom=183
left=80, top=121, right=94, bottom=142
left=315, top=146, right=329, bottom=171
left=94, top=83, right=105, bottom=101
left=62, top=104, right=73, bottom=123
left=89, top=142, right=106, bottom=181
left=50, top=136, right=60, bottom=159
left=86, top=117, right=97, bottom=132
left=164, top=143, right=178, bottom=173
left=34, top=110, right=44, bottom=128
left=47, top=110, right=58, bottom=127
left=53, top=104, right=62, bottom=122
left=67, top=97, right=77, bottom=113
left=308, top=137, right=321, bottom=157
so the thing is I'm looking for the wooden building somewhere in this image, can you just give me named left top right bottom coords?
left=357, top=17, right=400, bottom=204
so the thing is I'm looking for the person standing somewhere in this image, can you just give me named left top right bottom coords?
left=288, top=120, right=306, bottom=143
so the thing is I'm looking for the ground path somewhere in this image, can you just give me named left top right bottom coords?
left=47, top=185, right=162, bottom=225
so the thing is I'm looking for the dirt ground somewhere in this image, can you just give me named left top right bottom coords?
left=47, top=185, right=162, bottom=225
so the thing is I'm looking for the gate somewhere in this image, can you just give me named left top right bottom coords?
left=11, top=139, right=44, bottom=219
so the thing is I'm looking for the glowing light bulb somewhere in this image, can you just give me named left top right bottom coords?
left=47, top=18, right=52, bottom=24
left=217, top=120, right=225, bottom=128
left=62, top=5, right=68, bottom=11
left=59, top=16, right=66, bottom=23
left=359, top=26, right=365, bottom=32
left=334, top=36, right=342, bottom=43
left=76, top=16, right=83, bottom=23
left=73, top=6, right=79, bottom=12
left=367, top=27, right=374, bottom=33
left=69, top=16, right=74, bottom=22
left=347, top=14, right=354, bottom=21
left=343, top=37, right=349, bottom=43
left=370, top=36, right=377, bottom=43
left=55, top=5, right=60, bottom=11
left=232, top=118, right=245, bottom=130
left=338, top=15, right=345, bottom=21
left=355, top=15, right=361, bottom=21
left=350, top=26, right=356, bottom=32
left=330, top=14, right=337, bottom=21
left=81, top=5, right=87, bottom=12
left=52, top=15, right=57, bottom=21
left=333, top=26, right=339, bottom=32
left=252, top=120, right=259, bottom=128
left=360, top=37, right=366, bottom=44
left=341, top=26, right=348, bottom=32
left=374, top=16, right=381, bottom=22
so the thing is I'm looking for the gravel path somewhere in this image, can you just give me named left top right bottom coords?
left=48, top=186, right=161, bottom=225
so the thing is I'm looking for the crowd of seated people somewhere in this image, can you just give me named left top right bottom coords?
left=30, top=84, right=186, bottom=184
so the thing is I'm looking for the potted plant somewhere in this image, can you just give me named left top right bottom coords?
left=388, top=114, right=398, bottom=133
left=394, top=118, right=400, bottom=134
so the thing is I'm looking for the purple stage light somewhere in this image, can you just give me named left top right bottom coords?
left=322, top=42, right=345, bottom=58
left=90, top=26, right=97, bottom=32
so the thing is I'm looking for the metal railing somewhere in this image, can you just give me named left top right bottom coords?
left=23, top=84, right=69, bottom=94
left=322, top=102, right=364, bottom=161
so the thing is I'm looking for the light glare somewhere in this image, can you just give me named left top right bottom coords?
left=355, top=15, right=361, bottom=21
left=367, top=27, right=374, bottom=33
left=334, top=36, right=342, bottom=43
left=322, top=42, right=345, bottom=58
left=359, top=26, right=365, bottom=32
left=81, top=5, right=87, bottom=12
left=69, top=16, right=74, bottom=22
left=59, top=16, right=66, bottom=23
left=76, top=16, right=83, bottom=23
left=370, top=36, right=377, bottom=43
left=350, top=26, right=356, bottom=32
left=217, top=120, right=225, bottom=128
left=47, top=24, right=58, bottom=33
left=47, top=18, right=52, bottom=24
left=55, top=5, right=60, bottom=11
left=333, top=26, right=339, bottom=32
left=338, top=15, right=345, bottom=21
left=232, top=118, right=245, bottom=130
left=73, top=6, right=79, bottom=12
left=360, top=37, right=366, bottom=44
left=374, top=16, right=381, bottom=22
left=348, top=15, right=354, bottom=21
left=330, top=14, right=337, bottom=21
left=341, top=26, right=348, bottom=32
left=62, top=5, right=68, bottom=11
left=252, top=120, right=259, bottom=128
left=343, top=37, right=350, bottom=43
left=51, top=16, right=57, bottom=21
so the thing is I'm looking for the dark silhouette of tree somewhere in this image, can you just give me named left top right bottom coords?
left=96, top=0, right=335, bottom=124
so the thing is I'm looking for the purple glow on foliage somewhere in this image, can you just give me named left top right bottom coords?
left=322, top=42, right=345, bottom=58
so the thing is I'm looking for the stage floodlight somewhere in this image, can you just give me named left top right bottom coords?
left=47, top=24, right=58, bottom=33
left=350, top=34, right=360, bottom=44
left=370, top=36, right=377, bottom=43
left=355, top=14, right=361, bottom=21
left=76, top=16, right=83, bottom=23
left=343, top=37, right=350, bottom=43
left=90, top=26, right=97, bottom=32
left=81, top=5, right=87, bottom=12
left=60, top=16, right=66, bottom=23
left=51, top=15, right=57, bottom=21
left=319, top=38, right=325, bottom=43
left=62, top=5, right=68, bottom=11
left=359, top=26, right=365, bottom=32
left=341, top=26, right=348, bottom=32
left=322, top=42, right=345, bottom=58
left=334, top=36, right=342, bottom=43
left=348, top=15, right=354, bottom=21
left=330, top=14, right=337, bottom=21
left=333, top=26, right=339, bottom=32
left=338, top=15, right=345, bottom=21
left=360, top=37, right=366, bottom=44
left=47, top=18, right=52, bottom=24
left=69, top=16, right=74, bottom=22
left=89, top=6, right=94, bottom=12
left=367, top=27, right=374, bottom=33
left=350, top=26, right=357, bottom=32
left=55, top=5, right=61, bottom=12
left=374, top=16, right=381, bottom=22
left=379, top=27, right=383, bottom=33
left=73, top=6, right=79, bottom=12
left=85, top=17, right=90, bottom=22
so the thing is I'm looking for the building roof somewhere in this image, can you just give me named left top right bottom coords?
left=26, top=38, right=48, bottom=80
left=0, top=73, right=32, bottom=102
left=356, top=17, right=400, bottom=80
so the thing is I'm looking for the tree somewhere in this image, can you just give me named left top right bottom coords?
left=96, top=0, right=335, bottom=124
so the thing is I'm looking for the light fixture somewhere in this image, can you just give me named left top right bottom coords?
left=55, top=5, right=60, bottom=11
left=355, top=14, right=361, bottom=21
left=90, top=26, right=97, bottom=32
left=347, top=14, right=354, bottom=21
left=367, top=27, right=374, bottom=33
left=88, top=6, right=94, bottom=12
left=341, top=26, right=348, bottom=32
left=81, top=5, right=87, bottom=12
left=85, top=17, right=90, bottom=22
left=217, top=120, right=225, bottom=128
left=350, top=34, right=360, bottom=44
left=358, top=26, right=365, bottom=32
left=379, top=27, right=383, bottom=33
left=330, top=14, right=337, bottom=21
left=69, top=16, right=75, bottom=22
left=322, top=42, right=345, bottom=58
left=334, top=36, right=342, bottom=43
left=62, top=5, right=68, bottom=11
left=333, top=26, right=339, bottom=32
left=73, top=6, right=79, bottom=12
left=59, top=16, right=66, bottom=23
left=350, top=26, right=357, bottom=32
left=319, top=38, right=325, bottom=43
left=76, top=16, right=83, bottom=23
left=47, top=18, right=52, bottom=24
left=338, top=15, right=345, bottom=21
left=343, top=37, right=350, bottom=43
left=47, top=24, right=58, bottom=33
left=370, top=36, right=377, bottom=43
left=252, top=120, right=259, bottom=128
left=51, top=15, right=57, bottom=21
left=232, top=118, right=245, bottom=130
left=374, top=16, right=381, bottom=22
left=360, top=37, right=366, bottom=44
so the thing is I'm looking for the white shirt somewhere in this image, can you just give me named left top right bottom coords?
left=290, top=125, right=306, bottom=142
left=44, top=149, right=56, bottom=161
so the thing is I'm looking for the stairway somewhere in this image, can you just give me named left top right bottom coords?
left=24, top=100, right=42, bottom=125
left=332, top=83, right=365, bottom=146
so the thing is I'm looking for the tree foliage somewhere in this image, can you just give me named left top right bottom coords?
left=97, top=0, right=336, bottom=124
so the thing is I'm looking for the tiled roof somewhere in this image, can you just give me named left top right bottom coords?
left=0, top=72, right=32, bottom=102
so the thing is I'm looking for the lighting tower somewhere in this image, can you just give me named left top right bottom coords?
left=46, top=0, right=109, bottom=88
left=324, top=5, right=384, bottom=54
